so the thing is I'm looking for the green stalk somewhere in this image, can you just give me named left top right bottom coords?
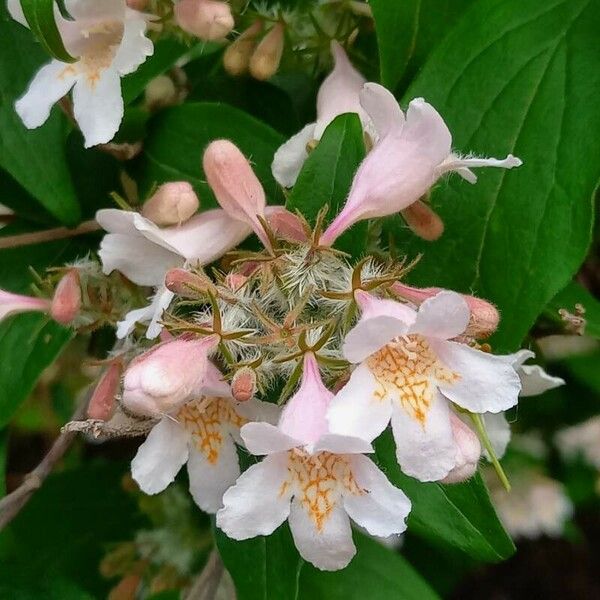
left=470, top=412, right=511, bottom=492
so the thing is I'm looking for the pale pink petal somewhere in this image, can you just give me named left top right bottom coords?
left=112, top=9, right=153, bottom=75
left=96, top=208, right=139, bottom=234
left=187, top=434, right=240, bottom=513
left=7, top=0, right=28, bottom=27
left=358, top=82, right=404, bottom=138
left=201, top=361, right=232, bottom=397
left=343, top=454, right=410, bottom=537
left=482, top=412, right=511, bottom=459
left=131, top=417, right=189, bottom=494
left=271, top=123, right=316, bottom=188
left=235, top=397, right=281, bottom=425
left=288, top=500, right=355, bottom=571
left=519, top=365, right=565, bottom=397
left=433, top=340, right=521, bottom=413
left=410, top=290, right=470, bottom=340
left=216, top=454, right=292, bottom=539
left=441, top=413, right=481, bottom=483
left=390, top=389, right=457, bottom=482
left=240, top=422, right=300, bottom=455
left=313, top=434, right=373, bottom=455
left=328, top=363, right=393, bottom=442
left=64, top=0, right=125, bottom=20
left=145, top=287, right=175, bottom=339
left=0, top=290, right=50, bottom=321
left=15, top=61, right=77, bottom=129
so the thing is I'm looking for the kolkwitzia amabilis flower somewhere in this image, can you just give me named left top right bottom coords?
left=0, top=289, right=51, bottom=322
left=320, top=83, right=522, bottom=245
left=272, top=41, right=369, bottom=188
left=132, top=362, right=278, bottom=512
left=327, top=290, right=522, bottom=482
left=9, top=0, right=153, bottom=148
left=217, top=352, right=411, bottom=571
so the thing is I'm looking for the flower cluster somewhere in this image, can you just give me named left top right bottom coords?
left=0, top=33, right=566, bottom=572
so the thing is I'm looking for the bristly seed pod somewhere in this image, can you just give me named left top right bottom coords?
left=249, top=22, right=285, bottom=81
left=223, top=20, right=263, bottom=76
left=50, top=269, right=81, bottom=325
left=231, top=366, right=257, bottom=402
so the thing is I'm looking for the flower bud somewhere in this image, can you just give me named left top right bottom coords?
left=126, top=0, right=148, bottom=10
left=122, top=335, right=218, bottom=417
left=249, top=22, right=285, bottom=81
left=141, top=182, right=199, bottom=226
left=266, top=207, right=308, bottom=242
left=144, top=75, right=178, bottom=110
left=400, top=200, right=444, bottom=241
left=231, top=366, right=257, bottom=402
left=164, top=268, right=214, bottom=297
left=391, top=282, right=500, bottom=338
left=223, top=20, right=262, bottom=76
left=203, top=140, right=271, bottom=250
left=0, top=288, right=50, bottom=322
left=50, top=269, right=81, bottom=325
left=174, top=0, right=234, bottom=41
left=87, top=361, right=122, bottom=420
left=442, top=413, right=481, bottom=484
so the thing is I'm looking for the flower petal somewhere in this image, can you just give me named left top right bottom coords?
left=15, top=60, right=77, bottom=129
left=359, top=82, right=404, bottom=138
left=240, top=422, right=300, bottom=455
left=482, top=412, right=511, bottom=459
left=288, top=500, right=355, bottom=571
left=116, top=287, right=174, bottom=339
left=390, top=389, right=457, bottom=481
left=131, top=417, right=189, bottom=494
left=328, top=363, right=393, bottom=442
left=7, top=0, right=28, bottom=27
left=112, top=10, right=153, bottom=75
left=343, top=454, right=410, bottom=537
left=72, top=67, right=124, bottom=147
left=519, top=365, right=565, bottom=397
left=187, top=435, right=240, bottom=513
left=216, top=454, right=291, bottom=539
left=65, top=0, right=124, bottom=19
left=434, top=340, right=521, bottom=413
left=313, top=434, right=373, bottom=455
left=410, top=291, right=470, bottom=340
left=271, top=123, right=316, bottom=188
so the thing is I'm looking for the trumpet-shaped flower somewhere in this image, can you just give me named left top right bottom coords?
left=217, top=353, right=411, bottom=571
left=320, top=84, right=522, bottom=245
left=272, top=41, right=370, bottom=188
left=327, top=290, right=521, bottom=482
left=0, top=289, right=50, bottom=322
left=131, top=362, right=278, bottom=512
left=9, top=0, right=153, bottom=148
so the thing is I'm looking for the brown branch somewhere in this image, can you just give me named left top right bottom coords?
left=184, top=550, right=225, bottom=600
left=0, top=390, right=90, bottom=530
left=0, top=219, right=101, bottom=250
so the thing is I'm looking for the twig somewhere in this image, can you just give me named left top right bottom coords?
left=185, top=550, right=225, bottom=600
left=0, top=220, right=101, bottom=250
left=0, top=390, right=90, bottom=530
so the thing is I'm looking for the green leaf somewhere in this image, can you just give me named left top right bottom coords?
left=299, top=531, right=440, bottom=600
left=0, top=429, right=7, bottom=497
left=0, top=6, right=80, bottom=225
left=375, top=431, right=515, bottom=561
left=136, top=102, right=285, bottom=205
left=547, top=280, right=600, bottom=338
left=214, top=522, right=303, bottom=600
left=287, top=113, right=367, bottom=256
left=391, top=0, right=600, bottom=352
left=20, top=0, right=75, bottom=63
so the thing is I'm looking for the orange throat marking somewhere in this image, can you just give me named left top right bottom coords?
left=177, top=397, right=247, bottom=465
left=366, top=335, right=459, bottom=425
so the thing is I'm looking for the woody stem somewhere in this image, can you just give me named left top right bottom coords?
left=0, top=220, right=101, bottom=250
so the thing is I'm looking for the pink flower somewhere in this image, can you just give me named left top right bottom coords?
left=122, top=335, right=219, bottom=417
left=320, top=84, right=522, bottom=245
left=441, top=414, right=481, bottom=484
left=0, top=289, right=50, bottom=322
left=216, top=352, right=410, bottom=571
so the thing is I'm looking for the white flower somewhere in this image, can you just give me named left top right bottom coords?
left=216, top=353, right=411, bottom=571
left=271, top=41, right=370, bottom=188
left=96, top=207, right=252, bottom=338
left=9, top=0, right=153, bottom=147
left=327, top=290, right=522, bottom=482
left=556, top=416, right=600, bottom=470
left=131, top=362, right=278, bottom=513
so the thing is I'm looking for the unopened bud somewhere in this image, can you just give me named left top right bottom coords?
left=87, top=361, right=122, bottom=420
left=164, top=268, right=215, bottom=297
left=50, top=269, right=81, bottom=325
left=141, top=182, right=199, bottom=226
left=442, top=413, right=481, bottom=484
left=223, top=20, right=262, bottom=76
left=391, top=282, right=500, bottom=338
left=0, top=288, right=50, bottom=322
left=249, top=22, right=285, bottom=81
left=231, top=367, right=257, bottom=402
left=108, top=574, right=141, bottom=600
left=267, top=207, right=308, bottom=242
left=144, top=75, right=178, bottom=110
left=400, top=200, right=444, bottom=241
left=126, top=0, right=148, bottom=10
left=175, top=0, right=234, bottom=41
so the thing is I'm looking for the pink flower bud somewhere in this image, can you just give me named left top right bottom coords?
left=231, top=366, right=256, bottom=402
left=164, top=268, right=213, bottom=297
left=126, top=0, right=148, bottom=10
left=442, top=413, right=481, bottom=484
left=50, top=269, right=81, bottom=325
left=141, top=182, right=199, bottom=226
left=122, top=335, right=218, bottom=417
left=391, top=282, right=500, bottom=338
left=400, top=200, right=444, bottom=241
left=87, top=361, right=122, bottom=420
left=175, top=0, right=234, bottom=41
left=144, top=75, right=178, bottom=110
left=203, top=140, right=272, bottom=251
left=266, top=207, right=308, bottom=242
left=223, top=20, right=262, bottom=76
left=225, top=273, right=248, bottom=292
left=0, top=289, right=50, bottom=322
left=249, top=22, right=285, bottom=81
